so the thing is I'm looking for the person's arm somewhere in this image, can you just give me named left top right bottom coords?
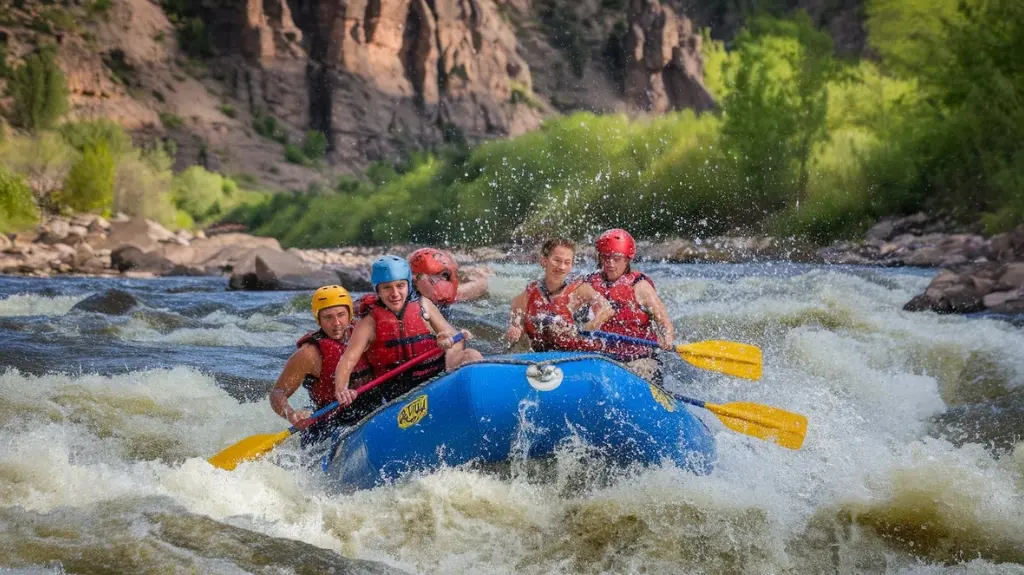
left=334, top=318, right=374, bottom=406
left=505, top=291, right=527, bottom=345
left=269, top=345, right=318, bottom=424
left=456, top=266, right=493, bottom=301
left=572, top=283, right=615, bottom=331
left=634, top=280, right=674, bottom=349
left=421, top=298, right=470, bottom=348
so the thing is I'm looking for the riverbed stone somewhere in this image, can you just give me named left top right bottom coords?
left=995, top=262, right=1024, bottom=291
left=111, top=245, right=176, bottom=274
left=72, top=289, right=139, bottom=314
left=983, top=290, right=1024, bottom=313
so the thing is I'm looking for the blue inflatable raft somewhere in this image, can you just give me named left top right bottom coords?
left=321, top=352, right=717, bottom=491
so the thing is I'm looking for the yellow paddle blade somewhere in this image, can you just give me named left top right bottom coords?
left=705, top=401, right=808, bottom=450
left=676, top=340, right=763, bottom=380
left=207, top=430, right=293, bottom=471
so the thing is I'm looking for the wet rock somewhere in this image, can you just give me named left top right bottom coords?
left=110, top=245, right=176, bottom=274
left=165, top=264, right=210, bottom=276
left=982, top=290, right=1024, bottom=314
left=996, top=262, right=1024, bottom=291
left=904, top=259, right=1024, bottom=315
left=985, top=224, right=1024, bottom=262
left=72, top=289, right=139, bottom=315
left=865, top=212, right=930, bottom=241
left=904, top=246, right=946, bottom=267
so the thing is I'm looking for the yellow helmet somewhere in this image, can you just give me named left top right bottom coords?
left=311, top=285, right=353, bottom=323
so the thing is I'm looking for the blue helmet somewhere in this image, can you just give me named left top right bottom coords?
left=370, top=255, right=413, bottom=290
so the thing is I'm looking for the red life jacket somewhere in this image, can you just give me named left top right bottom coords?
left=354, top=294, right=378, bottom=319
left=586, top=270, right=659, bottom=361
left=365, top=298, right=445, bottom=381
left=523, top=280, right=603, bottom=352
left=296, top=328, right=372, bottom=409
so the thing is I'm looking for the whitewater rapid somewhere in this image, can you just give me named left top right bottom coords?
left=0, top=264, right=1022, bottom=574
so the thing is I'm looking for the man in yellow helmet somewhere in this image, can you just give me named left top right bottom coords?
left=268, top=285, right=372, bottom=448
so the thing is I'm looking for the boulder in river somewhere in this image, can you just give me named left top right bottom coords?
left=71, top=289, right=139, bottom=315
left=110, top=246, right=176, bottom=274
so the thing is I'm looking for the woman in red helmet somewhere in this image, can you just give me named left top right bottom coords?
left=505, top=238, right=614, bottom=351
left=268, top=285, right=372, bottom=448
left=353, top=248, right=492, bottom=320
left=586, top=228, right=675, bottom=383
left=408, top=248, right=492, bottom=316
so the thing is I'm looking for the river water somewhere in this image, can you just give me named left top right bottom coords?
left=1, top=262, right=1023, bottom=574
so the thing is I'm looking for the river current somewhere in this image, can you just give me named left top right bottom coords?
left=1, top=262, right=1023, bottom=574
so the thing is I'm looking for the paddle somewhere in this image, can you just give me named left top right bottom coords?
left=579, top=330, right=763, bottom=380
left=670, top=391, right=808, bottom=450
left=208, top=333, right=464, bottom=471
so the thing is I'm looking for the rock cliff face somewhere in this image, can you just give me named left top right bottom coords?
left=623, top=0, right=715, bottom=113
left=210, top=0, right=546, bottom=168
left=1, top=0, right=742, bottom=183
left=205, top=0, right=718, bottom=167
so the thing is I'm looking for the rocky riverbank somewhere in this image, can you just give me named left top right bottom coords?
left=3, top=213, right=1022, bottom=315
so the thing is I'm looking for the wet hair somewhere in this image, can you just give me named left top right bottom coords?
left=541, top=238, right=575, bottom=257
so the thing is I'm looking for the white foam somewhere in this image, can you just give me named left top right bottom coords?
left=0, top=293, right=85, bottom=317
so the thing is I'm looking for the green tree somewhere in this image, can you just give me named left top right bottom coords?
left=863, top=0, right=1024, bottom=230
left=865, top=0, right=965, bottom=77
left=8, top=48, right=69, bottom=132
left=58, top=141, right=115, bottom=212
left=721, top=13, right=838, bottom=213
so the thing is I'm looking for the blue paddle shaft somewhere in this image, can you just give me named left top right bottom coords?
left=579, top=330, right=659, bottom=348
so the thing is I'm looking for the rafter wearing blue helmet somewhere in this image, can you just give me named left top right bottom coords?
left=329, top=255, right=484, bottom=425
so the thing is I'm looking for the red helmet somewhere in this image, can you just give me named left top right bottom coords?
left=408, top=248, right=459, bottom=305
left=595, top=228, right=636, bottom=259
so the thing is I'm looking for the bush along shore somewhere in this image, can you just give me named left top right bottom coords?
left=3, top=212, right=1022, bottom=315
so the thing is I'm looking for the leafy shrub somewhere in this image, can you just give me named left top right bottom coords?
left=0, top=132, right=76, bottom=196
left=8, top=48, right=69, bottom=132
left=60, top=120, right=134, bottom=156
left=113, top=147, right=177, bottom=227
left=57, top=141, right=115, bottom=212
left=284, top=143, right=308, bottom=165
left=302, top=130, right=328, bottom=159
left=252, top=113, right=288, bottom=144
left=170, top=166, right=263, bottom=225
left=0, top=166, right=39, bottom=232
left=159, top=112, right=183, bottom=129
left=86, top=0, right=112, bottom=16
